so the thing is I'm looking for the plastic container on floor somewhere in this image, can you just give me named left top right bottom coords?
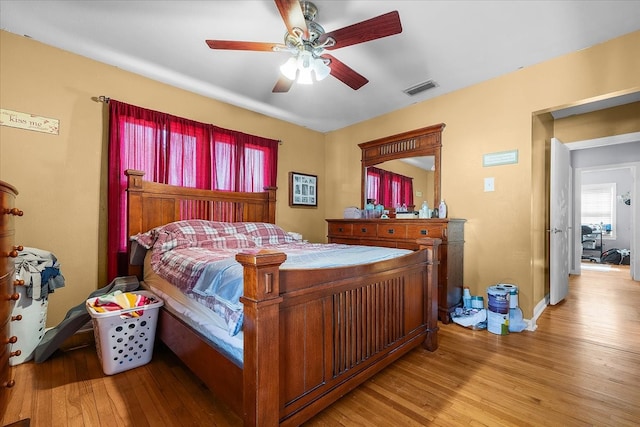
left=86, top=290, right=163, bottom=375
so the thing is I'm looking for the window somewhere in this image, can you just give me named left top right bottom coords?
left=107, top=100, right=279, bottom=279
left=581, top=183, right=616, bottom=238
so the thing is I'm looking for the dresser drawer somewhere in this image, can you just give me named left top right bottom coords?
left=352, top=223, right=377, bottom=238
left=0, top=187, right=17, bottom=234
left=0, top=273, right=15, bottom=324
left=377, top=224, right=407, bottom=239
left=1, top=334, right=11, bottom=386
left=328, top=222, right=353, bottom=237
left=406, top=223, right=446, bottom=240
left=0, top=234, right=17, bottom=278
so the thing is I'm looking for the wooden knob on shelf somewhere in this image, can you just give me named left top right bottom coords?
left=10, top=349, right=21, bottom=358
left=11, top=314, right=22, bottom=321
left=3, top=380, right=16, bottom=388
left=8, top=293, right=20, bottom=301
left=9, top=208, right=24, bottom=216
left=13, top=279, right=25, bottom=286
left=4, top=336, right=18, bottom=344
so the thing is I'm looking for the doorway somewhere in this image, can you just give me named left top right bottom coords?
left=566, top=134, right=640, bottom=280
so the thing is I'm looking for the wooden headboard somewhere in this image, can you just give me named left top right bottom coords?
left=125, top=169, right=277, bottom=276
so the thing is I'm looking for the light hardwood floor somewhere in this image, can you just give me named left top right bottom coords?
left=2, top=265, right=638, bottom=426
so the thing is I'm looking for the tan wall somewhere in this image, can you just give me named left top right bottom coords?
left=326, top=30, right=640, bottom=320
left=0, top=31, right=325, bottom=325
left=2, top=29, right=639, bottom=327
left=554, top=102, right=640, bottom=142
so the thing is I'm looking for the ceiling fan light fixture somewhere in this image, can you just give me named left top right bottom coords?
left=279, top=57, right=298, bottom=80
left=298, top=67, right=314, bottom=85
left=280, top=49, right=331, bottom=84
left=312, top=57, right=331, bottom=81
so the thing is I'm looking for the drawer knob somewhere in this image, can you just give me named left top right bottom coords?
left=8, top=208, right=24, bottom=216
left=13, top=279, right=25, bottom=286
left=360, top=228, right=367, bottom=233
left=387, top=229, right=394, bottom=234
left=8, top=293, right=20, bottom=301
left=3, top=380, right=16, bottom=388
left=338, top=227, right=343, bottom=232
left=10, top=349, right=21, bottom=358
left=7, top=245, right=24, bottom=258
left=4, top=336, right=18, bottom=344
left=11, top=314, right=23, bottom=322
left=420, top=229, right=428, bottom=235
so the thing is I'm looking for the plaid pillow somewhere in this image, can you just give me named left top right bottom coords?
left=229, top=222, right=297, bottom=245
left=130, top=220, right=229, bottom=252
left=196, top=234, right=257, bottom=250
left=131, top=220, right=295, bottom=255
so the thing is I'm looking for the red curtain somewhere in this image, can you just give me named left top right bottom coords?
left=107, top=100, right=278, bottom=279
left=366, top=167, right=414, bottom=209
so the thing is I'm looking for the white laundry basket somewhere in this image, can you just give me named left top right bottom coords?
left=9, top=286, right=48, bottom=366
left=86, top=290, right=163, bottom=375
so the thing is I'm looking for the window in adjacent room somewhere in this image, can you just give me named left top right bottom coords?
left=581, top=182, right=616, bottom=238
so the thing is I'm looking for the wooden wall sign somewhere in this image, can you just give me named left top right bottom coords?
left=0, top=108, right=59, bottom=135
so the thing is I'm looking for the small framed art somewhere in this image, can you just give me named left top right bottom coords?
left=289, top=172, right=317, bottom=207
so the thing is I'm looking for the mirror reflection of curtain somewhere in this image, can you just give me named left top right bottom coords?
left=367, top=167, right=414, bottom=208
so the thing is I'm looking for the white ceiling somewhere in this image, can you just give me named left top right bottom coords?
left=1, top=1, right=640, bottom=133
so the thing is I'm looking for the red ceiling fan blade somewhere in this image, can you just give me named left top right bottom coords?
left=206, top=40, right=286, bottom=52
left=272, top=76, right=294, bottom=93
left=319, top=11, right=402, bottom=50
left=274, top=0, right=309, bottom=39
left=323, top=54, right=368, bottom=90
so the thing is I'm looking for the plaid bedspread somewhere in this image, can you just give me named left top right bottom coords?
left=131, top=220, right=411, bottom=335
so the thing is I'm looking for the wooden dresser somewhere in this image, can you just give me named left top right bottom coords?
left=327, top=218, right=465, bottom=323
left=1, top=180, right=23, bottom=417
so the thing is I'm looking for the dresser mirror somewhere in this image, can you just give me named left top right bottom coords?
left=359, top=123, right=444, bottom=211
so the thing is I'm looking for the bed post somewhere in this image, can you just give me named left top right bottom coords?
left=418, top=237, right=441, bottom=351
left=125, top=169, right=146, bottom=279
left=236, top=250, right=287, bottom=426
left=264, top=186, right=277, bottom=224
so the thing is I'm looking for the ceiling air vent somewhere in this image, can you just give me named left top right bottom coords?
left=403, top=80, right=437, bottom=96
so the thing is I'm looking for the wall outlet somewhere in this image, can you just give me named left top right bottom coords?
left=484, top=177, right=495, bottom=192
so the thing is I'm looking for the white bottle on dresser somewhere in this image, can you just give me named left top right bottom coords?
left=438, top=200, right=447, bottom=218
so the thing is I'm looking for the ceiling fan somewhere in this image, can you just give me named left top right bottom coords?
left=205, top=0, right=402, bottom=93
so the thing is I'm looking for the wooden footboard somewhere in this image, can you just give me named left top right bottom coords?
left=236, top=238, right=440, bottom=426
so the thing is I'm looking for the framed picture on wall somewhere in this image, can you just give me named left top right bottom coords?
left=289, top=172, right=317, bottom=207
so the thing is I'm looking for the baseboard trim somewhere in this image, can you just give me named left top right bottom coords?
left=526, top=295, right=549, bottom=331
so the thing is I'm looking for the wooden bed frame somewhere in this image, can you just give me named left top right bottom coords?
left=125, top=169, right=441, bottom=426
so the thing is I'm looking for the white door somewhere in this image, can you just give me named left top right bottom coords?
left=550, top=137, right=571, bottom=304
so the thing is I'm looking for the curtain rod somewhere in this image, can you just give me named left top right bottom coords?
left=96, top=95, right=282, bottom=144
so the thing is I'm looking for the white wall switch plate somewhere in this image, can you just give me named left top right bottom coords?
left=484, top=177, right=495, bottom=192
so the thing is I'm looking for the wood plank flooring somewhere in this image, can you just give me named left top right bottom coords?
left=2, top=265, right=638, bottom=426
